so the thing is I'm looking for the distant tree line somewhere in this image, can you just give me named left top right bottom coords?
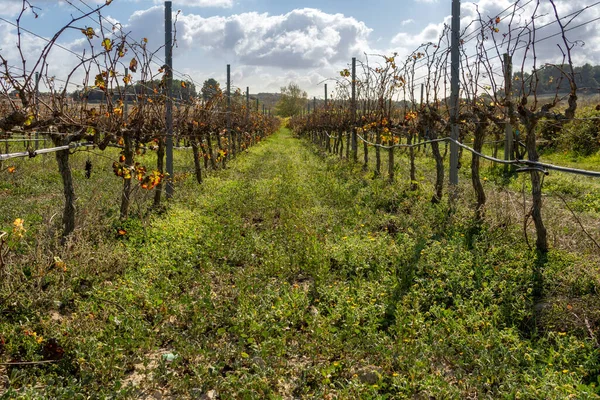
left=71, top=79, right=197, bottom=102
left=514, top=63, right=600, bottom=95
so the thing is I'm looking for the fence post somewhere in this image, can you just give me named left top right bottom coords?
left=164, top=0, right=174, bottom=199
left=351, top=57, right=357, bottom=162
left=35, top=72, right=40, bottom=150
left=246, top=87, right=250, bottom=121
left=504, top=53, right=514, bottom=170
left=449, top=0, right=460, bottom=190
left=324, top=84, right=328, bottom=107
left=226, top=64, right=232, bottom=157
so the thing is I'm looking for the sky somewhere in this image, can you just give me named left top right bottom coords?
left=0, top=0, right=599, bottom=98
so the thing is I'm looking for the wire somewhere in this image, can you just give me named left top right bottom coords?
left=0, top=142, right=94, bottom=161
left=321, top=131, right=600, bottom=178
left=75, top=0, right=203, bottom=90
left=405, top=1, right=600, bottom=90
left=0, top=16, right=84, bottom=60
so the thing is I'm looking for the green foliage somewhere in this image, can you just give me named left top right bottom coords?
left=558, top=106, right=600, bottom=155
left=274, top=83, right=307, bottom=118
left=71, top=79, right=197, bottom=102
left=514, top=63, right=600, bottom=96
left=201, top=78, right=221, bottom=101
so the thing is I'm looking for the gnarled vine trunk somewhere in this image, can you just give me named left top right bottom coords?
left=153, top=137, right=165, bottom=208
left=119, top=132, right=134, bottom=220
left=55, top=145, right=75, bottom=242
left=525, top=119, right=548, bottom=253
left=191, top=139, right=203, bottom=184
left=471, top=118, right=488, bottom=221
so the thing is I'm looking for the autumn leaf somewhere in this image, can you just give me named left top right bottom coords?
left=134, top=164, right=146, bottom=181
left=123, top=75, right=132, bottom=85
left=7, top=166, right=16, bottom=173
left=101, top=38, right=113, bottom=51
left=94, top=73, right=106, bottom=91
left=181, top=81, right=186, bottom=88
left=54, top=256, right=67, bottom=272
left=81, top=27, right=96, bottom=39
left=24, top=114, right=35, bottom=127
left=129, top=58, right=138, bottom=73
left=495, top=16, right=501, bottom=24
left=141, top=170, right=164, bottom=190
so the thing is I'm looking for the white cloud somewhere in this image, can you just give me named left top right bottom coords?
left=0, top=0, right=108, bottom=17
left=121, top=7, right=372, bottom=69
left=153, top=0, right=233, bottom=7
left=390, top=0, right=600, bottom=68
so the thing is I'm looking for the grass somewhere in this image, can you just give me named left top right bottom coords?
left=0, top=128, right=599, bottom=398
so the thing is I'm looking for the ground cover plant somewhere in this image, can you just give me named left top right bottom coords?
left=1, top=0, right=600, bottom=398
left=1, top=128, right=599, bottom=398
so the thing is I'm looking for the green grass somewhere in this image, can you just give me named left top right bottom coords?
left=1, top=129, right=599, bottom=398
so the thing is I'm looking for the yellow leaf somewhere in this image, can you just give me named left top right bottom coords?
left=102, top=38, right=113, bottom=51
left=129, top=58, right=138, bottom=73
left=54, top=256, right=67, bottom=272
left=24, top=114, right=34, bottom=126
left=81, top=27, right=96, bottom=39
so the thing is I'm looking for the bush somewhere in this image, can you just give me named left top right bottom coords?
left=558, top=106, right=600, bottom=155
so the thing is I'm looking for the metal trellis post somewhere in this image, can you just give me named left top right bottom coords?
left=449, top=0, right=460, bottom=189
left=165, top=1, right=174, bottom=198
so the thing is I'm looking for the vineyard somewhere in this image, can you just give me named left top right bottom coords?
left=1, top=0, right=600, bottom=398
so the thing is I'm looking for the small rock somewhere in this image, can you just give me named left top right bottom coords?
left=200, top=389, right=217, bottom=400
left=251, top=356, right=266, bottom=368
left=357, top=366, right=382, bottom=385
left=162, top=353, right=177, bottom=363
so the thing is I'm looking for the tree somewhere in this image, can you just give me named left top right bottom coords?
left=201, top=78, right=221, bottom=101
left=275, top=83, right=307, bottom=117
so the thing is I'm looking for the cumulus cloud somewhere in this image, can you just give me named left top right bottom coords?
left=0, top=21, right=84, bottom=92
left=0, top=1, right=34, bottom=16
left=0, top=0, right=109, bottom=17
left=390, top=0, right=600, bottom=67
left=119, top=7, right=371, bottom=69
left=152, top=0, right=233, bottom=7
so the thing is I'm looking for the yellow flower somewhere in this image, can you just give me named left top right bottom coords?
left=12, top=218, right=26, bottom=238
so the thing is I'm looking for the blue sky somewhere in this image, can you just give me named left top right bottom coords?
left=1, top=0, right=598, bottom=97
